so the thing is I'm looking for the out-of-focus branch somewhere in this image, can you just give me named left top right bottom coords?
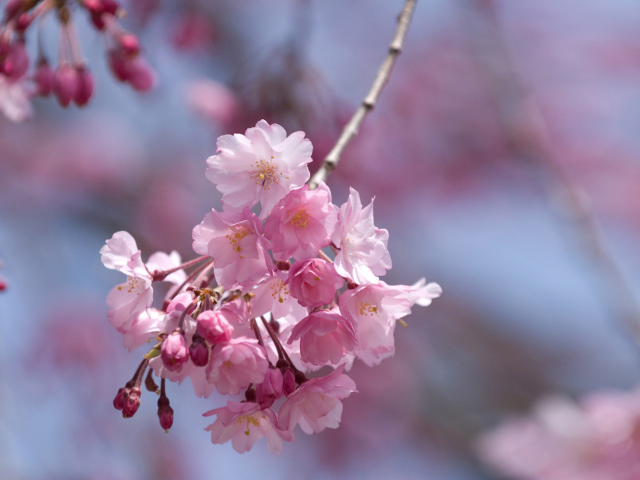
left=308, top=0, right=417, bottom=189
left=468, top=0, right=640, bottom=348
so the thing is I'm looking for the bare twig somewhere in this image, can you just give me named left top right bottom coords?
left=469, top=0, right=640, bottom=349
left=308, top=0, right=417, bottom=189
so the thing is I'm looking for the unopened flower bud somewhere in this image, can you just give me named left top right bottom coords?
left=127, top=57, right=154, bottom=92
left=2, top=41, right=28, bottom=80
left=276, top=260, right=290, bottom=271
left=73, top=66, right=93, bottom=106
left=119, top=34, right=140, bottom=56
left=53, top=64, right=78, bottom=107
left=34, top=59, right=54, bottom=96
left=161, top=331, right=189, bottom=372
left=189, top=332, right=209, bottom=367
left=283, top=368, right=296, bottom=396
left=157, top=396, right=174, bottom=431
left=197, top=310, right=233, bottom=344
left=256, top=367, right=283, bottom=409
left=122, top=386, right=141, bottom=418
left=113, top=387, right=129, bottom=410
left=16, top=12, right=33, bottom=32
left=108, top=50, right=130, bottom=82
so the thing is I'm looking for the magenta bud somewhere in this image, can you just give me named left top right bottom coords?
left=84, top=0, right=104, bottom=14
left=113, top=387, right=128, bottom=410
left=283, top=368, right=296, bottom=396
left=16, top=13, right=32, bottom=31
left=276, top=260, right=290, bottom=271
left=53, top=64, right=78, bottom=107
left=73, top=66, right=93, bottom=106
left=34, top=59, right=54, bottom=96
left=0, top=279, right=6, bottom=292
left=108, top=50, right=130, bottom=82
left=127, top=57, right=154, bottom=92
left=161, top=331, right=189, bottom=372
left=256, top=367, right=284, bottom=409
left=119, top=34, right=140, bottom=56
left=157, top=396, right=174, bottom=431
left=189, top=333, right=209, bottom=367
left=3, top=42, right=29, bottom=80
left=122, top=386, right=141, bottom=418
left=102, top=0, right=120, bottom=15
left=197, top=311, right=233, bottom=344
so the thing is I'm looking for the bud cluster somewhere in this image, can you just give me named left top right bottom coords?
left=0, top=0, right=154, bottom=121
left=100, top=120, right=441, bottom=453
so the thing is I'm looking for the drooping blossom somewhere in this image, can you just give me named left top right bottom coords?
left=161, top=331, right=189, bottom=372
left=0, top=75, right=31, bottom=122
left=206, top=338, right=269, bottom=395
left=205, top=120, right=312, bottom=218
left=250, top=271, right=309, bottom=323
left=331, top=188, right=392, bottom=285
left=197, top=310, right=234, bottom=344
left=192, top=207, right=273, bottom=290
left=476, top=390, right=640, bottom=480
left=263, top=183, right=338, bottom=261
left=339, top=279, right=442, bottom=366
left=288, top=309, right=358, bottom=366
left=288, top=258, right=344, bottom=309
left=204, top=401, right=293, bottom=454
left=278, top=366, right=357, bottom=434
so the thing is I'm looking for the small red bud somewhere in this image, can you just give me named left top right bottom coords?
left=122, top=386, right=141, bottom=418
left=3, top=42, right=29, bottom=80
left=119, top=34, right=140, bottom=56
left=127, top=57, right=154, bottom=92
left=113, top=387, right=129, bottom=410
left=157, top=396, right=174, bottom=431
left=73, top=66, right=94, bottom=106
left=189, top=332, right=209, bottom=367
left=53, top=64, right=79, bottom=107
left=34, top=59, right=54, bottom=96
left=16, top=13, right=33, bottom=31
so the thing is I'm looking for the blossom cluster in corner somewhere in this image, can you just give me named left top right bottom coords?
left=100, top=120, right=441, bottom=454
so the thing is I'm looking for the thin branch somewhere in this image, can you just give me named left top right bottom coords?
left=307, top=0, right=417, bottom=189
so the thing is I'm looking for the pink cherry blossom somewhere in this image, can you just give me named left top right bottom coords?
left=197, top=310, right=234, bottom=344
left=288, top=258, right=344, bottom=309
left=100, top=231, right=148, bottom=278
left=206, top=338, right=269, bottom=395
left=0, top=75, right=31, bottom=122
left=331, top=188, right=392, bottom=285
left=256, top=367, right=284, bottom=409
left=204, top=401, right=293, bottom=454
left=122, top=308, right=164, bottom=352
left=161, top=331, right=189, bottom=372
left=250, top=271, right=309, bottom=323
left=205, top=120, right=312, bottom=218
left=288, top=309, right=358, bottom=366
left=278, top=366, right=357, bottom=434
left=263, top=183, right=338, bottom=261
left=339, top=279, right=441, bottom=366
left=192, top=207, right=273, bottom=290
left=185, top=78, right=238, bottom=126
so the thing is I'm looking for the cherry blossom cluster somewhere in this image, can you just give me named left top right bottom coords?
left=0, top=0, right=154, bottom=122
left=476, top=390, right=640, bottom=480
left=101, top=120, right=441, bottom=454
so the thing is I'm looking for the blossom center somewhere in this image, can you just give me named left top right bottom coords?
left=249, top=157, right=285, bottom=190
left=236, top=413, right=261, bottom=436
left=270, top=280, right=290, bottom=303
left=117, top=276, right=143, bottom=295
left=359, top=302, right=378, bottom=316
left=225, top=226, right=250, bottom=254
left=289, top=209, right=309, bottom=228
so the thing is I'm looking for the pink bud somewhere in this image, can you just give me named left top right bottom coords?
left=34, top=59, right=54, bottom=96
left=113, top=387, right=128, bottom=410
left=16, top=13, right=32, bottom=32
left=288, top=258, right=344, bottom=309
left=108, top=50, right=131, bottom=82
left=189, top=332, right=209, bottom=367
left=161, top=331, right=189, bottom=372
left=102, top=0, right=120, bottom=15
left=119, top=34, right=140, bottom=56
left=283, top=368, right=296, bottom=396
left=157, top=396, right=174, bottom=431
left=122, top=386, right=141, bottom=418
left=127, top=57, right=155, bottom=92
left=2, top=42, right=29, bottom=80
left=256, top=367, right=283, bottom=409
left=197, top=310, right=233, bottom=344
left=0, top=277, right=6, bottom=292
left=53, top=64, right=79, bottom=107
left=73, top=66, right=93, bottom=106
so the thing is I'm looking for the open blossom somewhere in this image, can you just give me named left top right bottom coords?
left=288, top=258, right=344, bottom=309
left=204, top=401, right=293, bottom=454
left=0, top=75, right=31, bottom=122
left=476, top=390, right=640, bottom=480
left=122, top=308, right=164, bottom=352
left=339, top=279, right=442, bottom=366
left=263, top=183, right=338, bottom=261
left=278, top=366, right=357, bottom=434
left=250, top=271, right=309, bottom=323
left=288, top=309, right=358, bottom=366
left=331, top=188, right=392, bottom=285
left=205, top=120, right=312, bottom=218
left=192, top=207, right=273, bottom=290
left=206, top=338, right=269, bottom=395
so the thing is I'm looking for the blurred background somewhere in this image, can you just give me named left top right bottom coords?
left=2, top=0, right=640, bottom=478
